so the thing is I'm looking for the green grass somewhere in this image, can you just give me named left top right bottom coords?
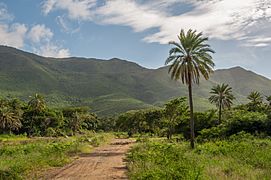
left=0, top=134, right=28, bottom=142
left=0, top=132, right=112, bottom=179
left=127, top=136, right=271, bottom=180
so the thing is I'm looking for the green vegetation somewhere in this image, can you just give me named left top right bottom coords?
left=0, top=132, right=112, bottom=179
left=1, top=29, right=271, bottom=180
left=0, top=94, right=106, bottom=137
left=165, top=29, right=215, bottom=148
left=209, top=83, right=235, bottom=123
left=127, top=134, right=271, bottom=180
left=0, top=93, right=116, bottom=179
left=1, top=46, right=271, bottom=116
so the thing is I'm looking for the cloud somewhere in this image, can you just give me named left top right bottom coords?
left=56, top=15, right=80, bottom=33
left=33, top=43, right=70, bottom=58
left=0, top=3, right=25, bottom=48
left=27, top=24, right=70, bottom=58
left=28, top=24, right=53, bottom=43
left=0, top=3, right=14, bottom=22
left=0, top=23, right=27, bottom=48
left=0, top=2, right=71, bottom=58
left=95, top=0, right=165, bottom=32
left=42, top=0, right=96, bottom=20
left=42, top=0, right=271, bottom=47
left=243, top=36, right=271, bottom=47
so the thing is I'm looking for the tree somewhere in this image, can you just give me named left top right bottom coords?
left=162, top=98, right=188, bottom=139
left=22, top=94, right=63, bottom=136
left=0, top=107, right=21, bottom=133
left=165, top=29, right=215, bottom=148
left=209, top=83, right=235, bottom=124
left=28, top=94, right=46, bottom=113
left=248, top=91, right=262, bottom=103
left=62, top=107, right=90, bottom=135
left=247, top=91, right=263, bottom=111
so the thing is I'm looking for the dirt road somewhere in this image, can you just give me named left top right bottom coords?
left=45, top=138, right=134, bottom=180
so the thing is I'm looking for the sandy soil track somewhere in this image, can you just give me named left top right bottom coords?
left=44, top=138, right=134, bottom=180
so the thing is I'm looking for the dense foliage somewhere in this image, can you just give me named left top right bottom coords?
left=0, top=95, right=101, bottom=137
left=116, top=90, right=271, bottom=142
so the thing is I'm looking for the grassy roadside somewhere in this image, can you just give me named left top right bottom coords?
left=0, top=132, right=113, bottom=179
left=127, top=135, right=271, bottom=180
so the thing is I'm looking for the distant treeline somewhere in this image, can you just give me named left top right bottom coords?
left=0, top=94, right=102, bottom=136
left=114, top=90, right=271, bottom=141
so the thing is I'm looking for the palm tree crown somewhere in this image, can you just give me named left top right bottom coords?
left=0, top=107, right=21, bottom=133
left=28, top=94, right=46, bottom=112
left=209, top=83, right=235, bottom=109
left=247, top=91, right=262, bottom=104
left=165, top=29, right=215, bottom=84
left=209, top=83, right=235, bottom=123
left=165, top=29, right=215, bottom=149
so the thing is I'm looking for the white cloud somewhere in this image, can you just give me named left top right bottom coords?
left=43, top=0, right=271, bottom=46
left=42, top=0, right=56, bottom=15
left=0, top=2, right=71, bottom=58
left=42, top=0, right=96, bottom=20
left=0, top=3, right=14, bottom=22
left=33, top=43, right=70, bottom=58
left=56, top=15, right=80, bottom=33
left=28, top=24, right=53, bottom=43
left=95, top=0, right=165, bottom=32
left=0, top=23, right=27, bottom=48
left=0, top=3, right=25, bottom=48
left=27, top=24, right=70, bottom=57
left=125, top=0, right=271, bottom=44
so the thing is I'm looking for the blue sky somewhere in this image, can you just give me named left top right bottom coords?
left=1, top=0, right=271, bottom=78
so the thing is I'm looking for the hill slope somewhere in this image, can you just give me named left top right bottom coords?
left=0, top=46, right=270, bottom=116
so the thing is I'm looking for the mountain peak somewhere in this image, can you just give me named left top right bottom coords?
left=229, top=66, right=247, bottom=71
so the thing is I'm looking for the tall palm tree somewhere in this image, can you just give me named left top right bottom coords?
left=165, top=29, right=215, bottom=148
left=209, top=83, right=235, bottom=123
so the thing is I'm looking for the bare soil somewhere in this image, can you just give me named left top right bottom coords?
left=43, top=138, right=134, bottom=180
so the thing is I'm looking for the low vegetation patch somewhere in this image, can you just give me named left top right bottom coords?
left=127, top=135, right=271, bottom=180
left=0, top=132, right=112, bottom=179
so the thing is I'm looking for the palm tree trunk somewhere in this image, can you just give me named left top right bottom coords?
left=188, top=76, right=195, bottom=149
left=218, top=99, right=222, bottom=124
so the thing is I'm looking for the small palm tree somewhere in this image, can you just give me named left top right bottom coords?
left=247, top=91, right=262, bottom=104
left=165, top=29, right=215, bottom=148
left=209, top=83, right=235, bottom=123
left=28, top=94, right=46, bottom=112
left=247, top=91, right=263, bottom=111
left=0, top=107, right=21, bottom=133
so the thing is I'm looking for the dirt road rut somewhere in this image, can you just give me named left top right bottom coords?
left=45, top=138, right=134, bottom=180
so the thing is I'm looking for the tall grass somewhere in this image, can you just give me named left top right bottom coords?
left=127, top=135, right=271, bottom=180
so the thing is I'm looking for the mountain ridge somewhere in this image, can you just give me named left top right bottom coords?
left=0, top=45, right=270, bottom=116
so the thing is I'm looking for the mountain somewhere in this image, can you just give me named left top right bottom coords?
left=0, top=45, right=270, bottom=116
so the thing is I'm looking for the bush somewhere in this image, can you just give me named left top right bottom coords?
left=198, top=110, right=270, bottom=141
left=45, top=127, right=57, bottom=137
